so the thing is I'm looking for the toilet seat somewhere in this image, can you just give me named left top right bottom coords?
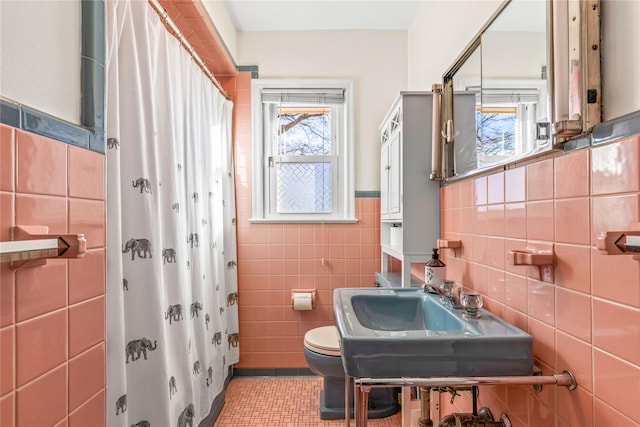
left=304, top=326, right=341, bottom=357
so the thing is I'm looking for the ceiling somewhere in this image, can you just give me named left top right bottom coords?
left=222, top=0, right=422, bottom=32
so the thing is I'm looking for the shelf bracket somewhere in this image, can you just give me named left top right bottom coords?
left=437, top=239, right=461, bottom=257
left=508, top=247, right=554, bottom=282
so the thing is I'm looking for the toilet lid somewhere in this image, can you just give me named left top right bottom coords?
left=304, top=326, right=341, bottom=357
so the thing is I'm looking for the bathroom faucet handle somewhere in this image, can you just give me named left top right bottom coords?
left=441, top=280, right=458, bottom=298
left=461, top=292, right=483, bottom=319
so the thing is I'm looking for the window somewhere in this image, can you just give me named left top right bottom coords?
left=251, top=80, right=355, bottom=222
left=475, top=82, right=546, bottom=168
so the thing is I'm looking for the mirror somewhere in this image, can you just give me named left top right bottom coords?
left=442, top=0, right=551, bottom=177
left=451, top=45, right=481, bottom=175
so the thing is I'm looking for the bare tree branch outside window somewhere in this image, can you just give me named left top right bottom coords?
left=277, top=108, right=331, bottom=155
left=273, top=106, right=334, bottom=213
left=476, top=111, right=516, bottom=155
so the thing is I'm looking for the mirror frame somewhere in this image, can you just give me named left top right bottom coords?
left=433, top=0, right=601, bottom=181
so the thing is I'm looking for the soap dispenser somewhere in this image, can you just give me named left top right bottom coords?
left=425, top=248, right=446, bottom=286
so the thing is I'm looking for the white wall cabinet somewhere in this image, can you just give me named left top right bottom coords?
left=380, top=122, right=401, bottom=219
left=379, top=92, right=440, bottom=287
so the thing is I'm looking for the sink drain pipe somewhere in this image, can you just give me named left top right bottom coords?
left=417, top=387, right=507, bottom=427
left=418, top=386, right=433, bottom=427
left=438, top=407, right=512, bottom=427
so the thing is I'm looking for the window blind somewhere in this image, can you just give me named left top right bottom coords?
left=482, top=88, right=540, bottom=104
left=261, top=88, right=345, bottom=104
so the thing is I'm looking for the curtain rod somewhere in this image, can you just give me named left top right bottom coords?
left=148, top=0, right=232, bottom=101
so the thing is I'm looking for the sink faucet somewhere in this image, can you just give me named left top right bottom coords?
left=423, top=281, right=463, bottom=309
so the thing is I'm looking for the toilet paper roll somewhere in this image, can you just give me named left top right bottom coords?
left=293, top=292, right=313, bottom=311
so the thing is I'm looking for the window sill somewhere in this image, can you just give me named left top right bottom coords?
left=248, top=217, right=359, bottom=224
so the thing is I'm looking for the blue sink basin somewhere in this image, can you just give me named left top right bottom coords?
left=350, top=294, right=465, bottom=332
left=334, top=288, right=533, bottom=378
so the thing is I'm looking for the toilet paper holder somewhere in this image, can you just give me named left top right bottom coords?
left=291, top=289, right=317, bottom=308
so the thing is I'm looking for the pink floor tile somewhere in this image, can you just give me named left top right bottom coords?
left=213, top=377, right=401, bottom=426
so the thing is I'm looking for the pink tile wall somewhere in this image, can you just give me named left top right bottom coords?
left=0, top=124, right=106, bottom=427
left=223, top=73, right=382, bottom=368
left=439, top=135, right=640, bottom=426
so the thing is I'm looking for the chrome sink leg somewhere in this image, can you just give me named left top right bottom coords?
left=355, top=384, right=370, bottom=427
left=354, top=383, right=361, bottom=427
left=345, top=373, right=351, bottom=427
left=418, top=386, right=433, bottom=427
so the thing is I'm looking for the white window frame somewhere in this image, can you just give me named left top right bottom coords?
left=250, top=79, right=356, bottom=223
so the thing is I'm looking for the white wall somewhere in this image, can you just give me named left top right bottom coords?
left=201, top=0, right=237, bottom=63
left=407, top=0, right=502, bottom=90
left=0, top=0, right=81, bottom=124
left=601, top=0, right=640, bottom=120
left=482, top=31, right=546, bottom=80
left=237, top=30, right=407, bottom=191
left=408, top=0, right=640, bottom=120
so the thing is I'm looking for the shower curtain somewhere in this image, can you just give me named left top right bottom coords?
left=105, top=1, right=238, bottom=426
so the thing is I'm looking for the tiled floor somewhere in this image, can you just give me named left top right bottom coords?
left=214, top=377, right=402, bottom=426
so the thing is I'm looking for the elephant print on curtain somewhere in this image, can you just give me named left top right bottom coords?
left=165, top=304, right=184, bottom=324
left=190, top=302, right=202, bottom=318
left=206, top=367, right=213, bottom=387
left=162, top=248, right=177, bottom=264
left=186, top=233, right=199, bottom=248
left=125, top=338, right=158, bottom=363
left=105, top=1, right=239, bottom=426
left=169, top=376, right=178, bottom=399
left=107, top=137, right=120, bottom=149
left=177, top=404, right=195, bottom=427
left=122, top=238, right=153, bottom=260
left=132, top=177, right=153, bottom=193
left=212, top=332, right=222, bottom=346
left=115, top=394, right=127, bottom=415
left=226, top=292, right=238, bottom=306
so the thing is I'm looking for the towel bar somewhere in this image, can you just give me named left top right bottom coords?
left=1, top=226, right=86, bottom=269
left=597, top=224, right=640, bottom=261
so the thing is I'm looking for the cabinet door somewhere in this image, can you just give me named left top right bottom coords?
left=388, top=131, right=401, bottom=217
left=380, top=140, right=390, bottom=218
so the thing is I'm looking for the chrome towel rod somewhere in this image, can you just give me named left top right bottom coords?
left=354, top=371, right=577, bottom=389
left=0, top=238, right=60, bottom=263
left=1, top=226, right=86, bottom=269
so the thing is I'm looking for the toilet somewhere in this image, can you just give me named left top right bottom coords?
left=303, top=326, right=400, bottom=419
